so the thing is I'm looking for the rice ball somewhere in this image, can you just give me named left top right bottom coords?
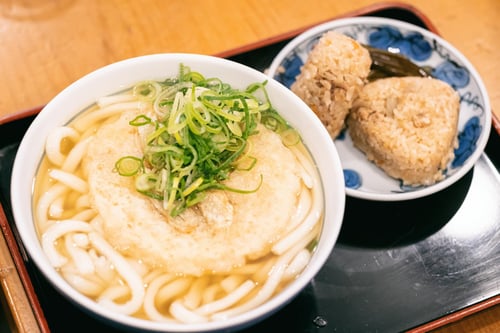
left=291, top=31, right=372, bottom=138
left=347, top=76, right=460, bottom=185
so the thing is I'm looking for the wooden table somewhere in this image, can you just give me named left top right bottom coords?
left=0, top=0, right=498, bottom=332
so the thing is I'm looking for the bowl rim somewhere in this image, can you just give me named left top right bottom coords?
left=267, top=16, right=492, bottom=201
left=10, top=53, right=345, bottom=332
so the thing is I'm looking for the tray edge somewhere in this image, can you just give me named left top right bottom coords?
left=0, top=2, right=498, bottom=332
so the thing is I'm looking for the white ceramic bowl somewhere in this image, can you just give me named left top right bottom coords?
left=267, top=17, right=492, bottom=201
left=10, top=54, right=345, bottom=332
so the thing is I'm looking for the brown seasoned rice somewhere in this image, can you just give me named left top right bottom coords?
left=347, top=76, right=460, bottom=186
left=291, top=31, right=372, bottom=139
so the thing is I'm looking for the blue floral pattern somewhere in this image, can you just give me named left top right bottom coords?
left=269, top=18, right=489, bottom=199
left=432, top=61, right=470, bottom=89
left=277, top=54, right=303, bottom=89
left=368, top=26, right=432, bottom=61
left=453, top=116, right=481, bottom=168
left=343, top=169, right=361, bottom=189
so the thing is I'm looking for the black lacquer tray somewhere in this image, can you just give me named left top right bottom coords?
left=1, top=3, right=499, bottom=332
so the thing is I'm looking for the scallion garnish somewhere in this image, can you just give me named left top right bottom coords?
left=114, top=156, right=143, bottom=176
left=116, top=64, right=295, bottom=217
left=129, top=115, right=152, bottom=126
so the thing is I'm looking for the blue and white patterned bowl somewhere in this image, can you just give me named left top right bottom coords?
left=267, top=17, right=492, bottom=201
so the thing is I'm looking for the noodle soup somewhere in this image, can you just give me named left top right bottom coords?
left=12, top=54, right=345, bottom=332
left=33, top=65, right=323, bottom=323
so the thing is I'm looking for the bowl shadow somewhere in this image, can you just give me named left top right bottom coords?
left=336, top=169, right=473, bottom=248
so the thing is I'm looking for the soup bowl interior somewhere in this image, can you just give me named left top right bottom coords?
left=10, top=53, right=345, bottom=332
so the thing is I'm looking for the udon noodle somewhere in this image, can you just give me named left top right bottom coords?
left=33, top=66, right=323, bottom=323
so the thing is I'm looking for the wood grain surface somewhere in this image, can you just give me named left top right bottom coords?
left=0, top=0, right=498, bottom=332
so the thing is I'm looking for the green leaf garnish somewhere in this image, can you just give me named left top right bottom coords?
left=117, top=64, right=295, bottom=217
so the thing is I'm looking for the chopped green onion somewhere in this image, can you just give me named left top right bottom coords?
left=133, top=81, right=162, bottom=101
left=280, top=128, right=300, bottom=146
left=236, top=156, right=257, bottom=171
left=135, top=173, right=158, bottom=192
left=115, top=156, right=143, bottom=176
left=129, top=115, right=152, bottom=126
left=116, top=64, right=296, bottom=217
left=181, top=177, right=204, bottom=197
